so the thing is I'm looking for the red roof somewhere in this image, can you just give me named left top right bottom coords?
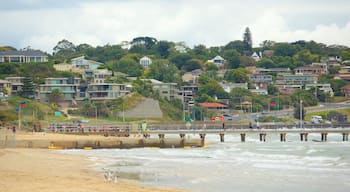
left=199, top=102, right=227, bottom=108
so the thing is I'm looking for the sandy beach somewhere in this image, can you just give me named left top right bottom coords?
left=0, top=132, right=187, bottom=192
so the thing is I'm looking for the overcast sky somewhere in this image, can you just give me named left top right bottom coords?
left=1, top=0, right=350, bottom=53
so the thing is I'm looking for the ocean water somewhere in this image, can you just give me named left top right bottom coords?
left=60, top=133, right=350, bottom=192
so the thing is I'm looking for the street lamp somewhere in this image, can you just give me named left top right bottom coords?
left=300, top=100, right=303, bottom=129
left=94, top=105, right=97, bottom=120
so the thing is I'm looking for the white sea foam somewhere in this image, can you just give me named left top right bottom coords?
left=60, top=133, right=350, bottom=192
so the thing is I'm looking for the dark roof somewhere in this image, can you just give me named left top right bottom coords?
left=0, top=50, right=46, bottom=57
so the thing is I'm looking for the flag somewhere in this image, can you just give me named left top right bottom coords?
left=20, top=101, right=27, bottom=107
left=270, top=99, right=276, bottom=107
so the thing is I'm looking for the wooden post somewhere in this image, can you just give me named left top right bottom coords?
left=240, top=133, right=246, bottom=142
left=219, top=133, right=225, bottom=142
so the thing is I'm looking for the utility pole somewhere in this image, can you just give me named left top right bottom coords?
left=95, top=105, right=97, bottom=120
left=18, top=104, right=21, bottom=131
left=122, top=98, right=125, bottom=122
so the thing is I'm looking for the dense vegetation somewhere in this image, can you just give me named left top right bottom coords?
left=1, top=28, right=350, bottom=121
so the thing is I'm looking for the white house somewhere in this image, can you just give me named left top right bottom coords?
left=71, top=56, right=103, bottom=70
left=208, top=55, right=225, bottom=68
left=140, top=56, right=152, bottom=69
left=251, top=52, right=262, bottom=62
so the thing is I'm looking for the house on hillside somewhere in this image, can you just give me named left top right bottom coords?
left=341, top=84, right=350, bottom=97
left=276, top=84, right=303, bottom=95
left=263, top=50, right=274, bottom=58
left=38, top=77, right=81, bottom=106
left=182, top=69, right=203, bottom=84
left=71, top=56, right=103, bottom=70
left=248, top=74, right=273, bottom=89
left=207, top=56, right=225, bottom=68
left=256, top=68, right=291, bottom=74
left=87, top=83, right=130, bottom=101
left=276, top=74, right=318, bottom=85
left=5, top=77, right=25, bottom=96
left=139, top=56, right=152, bottom=69
left=0, top=79, right=11, bottom=96
left=152, top=82, right=179, bottom=101
left=335, top=66, right=350, bottom=81
left=219, top=82, right=248, bottom=93
left=53, top=63, right=72, bottom=72
left=305, top=83, right=334, bottom=97
left=0, top=50, right=48, bottom=63
left=294, top=65, right=327, bottom=76
left=251, top=52, right=261, bottom=62
left=179, top=85, right=199, bottom=110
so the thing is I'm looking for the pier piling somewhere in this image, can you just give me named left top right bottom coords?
left=199, top=133, right=206, bottom=146
left=240, top=133, right=246, bottom=142
left=219, top=133, right=225, bottom=142
left=321, top=133, right=328, bottom=142
left=259, top=133, right=266, bottom=142
left=280, top=133, right=286, bottom=142
left=342, top=133, right=349, bottom=141
left=300, top=133, right=308, bottom=142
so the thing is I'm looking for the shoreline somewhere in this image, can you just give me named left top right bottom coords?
left=0, top=131, right=190, bottom=192
left=0, top=148, right=187, bottom=192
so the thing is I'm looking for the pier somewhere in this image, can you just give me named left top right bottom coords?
left=2, top=122, right=350, bottom=149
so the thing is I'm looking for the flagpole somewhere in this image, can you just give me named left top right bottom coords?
left=18, top=104, right=21, bottom=131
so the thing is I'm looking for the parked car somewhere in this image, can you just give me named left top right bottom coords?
left=222, top=114, right=234, bottom=121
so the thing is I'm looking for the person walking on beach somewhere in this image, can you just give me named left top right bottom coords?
left=12, top=126, right=16, bottom=134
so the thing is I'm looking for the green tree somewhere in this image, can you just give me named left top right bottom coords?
left=272, top=43, right=300, bottom=57
left=147, top=59, right=180, bottom=83
left=192, top=44, right=209, bottom=60
left=53, top=39, right=76, bottom=61
left=340, top=49, right=350, bottom=61
left=184, top=59, right=202, bottom=71
left=109, top=58, right=143, bottom=77
left=132, top=79, right=153, bottom=97
left=223, top=49, right=241, bottom=69
left=239, top=56, right=256, bottom=67
left=243, top=27, right=253, bottom=53
left=259, top=40, right=275, bottom=49
left=131, top=36, right=158, bottom=49
left=257, top=58, right=275, bottom=68
left=155, top=41, right=171, bottom=58
left=0, top=46, right=17, bottom=51
left=224, top=68, right=249, bottom=83
left=48, top=89, right=63, bottom=104
left=293, top=50, right=319, bottom=66
left=197, top=82, right=228, bottom=101
left=290, top=90, right=318, bottom=107
left=170, top=53, right=192, bottom=70
left=267, top=84, right=279, bottom=96
left=20, top=77, right=35, bottom=99
left=224, top=40, right=244, bottom=54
